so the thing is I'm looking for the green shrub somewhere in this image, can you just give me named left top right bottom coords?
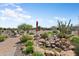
left=57, top=32, right=66, bottom=38
left=0, top=35, right=7, bottom=42
left=57, top=32, right=71, bottom=39
left=74, top=46, right=79, bottom=56
left=32, top=52, right=44, bottom=56
left=47, top=31, right=52, bottom=35
left=20, top=34, right=33, bottom=43
left=23, top=46, right=33, bottom=54
left=29, top=32, right=34, bottom=35
left=47, top=31, right=53, bottom=37
left=71, top=36, right=79, bottom=55
left=71, top=36, right=79, bottom=43
left=41, top=32, right=48, bottom=39
left=52, top=30, right=59, bottom=35
left=24, top=40, right=33, bottom=46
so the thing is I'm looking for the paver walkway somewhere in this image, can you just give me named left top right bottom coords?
left=0, top=37, right=20, bottom=56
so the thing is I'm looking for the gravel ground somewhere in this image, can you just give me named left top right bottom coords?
left=14, top=43, right=25, bottom=56
left=0, top=37, right=20, bottom=56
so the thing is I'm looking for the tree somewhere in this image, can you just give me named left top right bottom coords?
left=18, top=23, right=32, bottom=33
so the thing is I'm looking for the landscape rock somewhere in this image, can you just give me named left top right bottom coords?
left=69, top=45, right=75, bottom=50
left=38, top=42, right=43, bottom=46
left=60, top=51, right=67, bottom=56
left=45, top=41, right=51, bottom=47
left=54, top=51, right=60, bottom=56
left=44, top=50, right=55, bottom=56
left=60, top=50, right=75, bottom=56
left=51, top=44, right=56, bottom=48
left=38, top=39, right=45, bottom=43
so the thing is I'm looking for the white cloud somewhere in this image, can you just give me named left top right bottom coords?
left=54, top=16, right=67, bottom=21
left=2, top=3, right=20, bottom=8
left=0, top=4, right=32, bottom=28
left=16, top=7, right=23, bottom=11
left=0, top=8, right=31, bottom=21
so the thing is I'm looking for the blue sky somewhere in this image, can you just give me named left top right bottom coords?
left=0, top=3, right=79, bottom=28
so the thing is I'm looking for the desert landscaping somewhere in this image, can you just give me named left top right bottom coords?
left=0, top=3, right=79, bottom=56
left=0, top=19, right=79, bottom=56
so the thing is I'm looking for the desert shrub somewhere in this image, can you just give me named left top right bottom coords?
left=29, top=32, right=34, bottom=35
left=57, top=20, right=72, bottom=38
left=74, top=45, right=79, bottom=56
left=47, top=31, right=53, bottom=37
left=47, top=31, right=52, bottom=35
left=0, top=35, right=7, bottom=42
left=32, top=52, right=44, bottom=56
left=57, top=32, right=66, bottom=38
left=71, top=36, right=79, bottom=55
left=40, top=32, right=48, bottom=39
left=71, top=36, right=79, bottom=43
left=20, top=34, right=33, bottom=43
left=52, top=30, right=59, bottom=35
left=24, top=40, right=33, bottom=46
left=23, top=46, right=33, bottom=54
left=57, top=33, right=72, bottom=39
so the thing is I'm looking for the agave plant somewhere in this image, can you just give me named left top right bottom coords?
left=57, top=19, right=73, bottom=38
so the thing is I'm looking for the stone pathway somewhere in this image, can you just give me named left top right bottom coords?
left=0, top=37, right=20, bottom=56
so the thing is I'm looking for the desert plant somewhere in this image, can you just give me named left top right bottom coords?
left=29, top=32, right=34, bottom=35
left=24, top=40, right=33, bottom=46
left=22, top=46, right=33, bottom=54
left=46, top=31, right=53, bottom=37
left=32, top=52, right=44, bottom=56
left=71, top=36, right=79, bottom=43
left=40, top=32, right=48, bottom=39
left=0, top=35, right=7, bottom=42
left=71, top=36, right=79, bottom=55
left=52, top=30, right=59, bottom=35
left=20, top=34, right=33, bottom=43
left=57, top=20, right=72, bottom=38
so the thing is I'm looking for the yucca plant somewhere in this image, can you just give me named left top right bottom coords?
left=57, top=19, right=73, bottom=38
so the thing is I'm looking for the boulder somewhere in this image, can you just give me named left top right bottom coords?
left=60, top=51, right=67, bottom=56
left=61, top=45, right=67, bottom=51
left=60, top=50, right=75, bottom=56
left=34, top=37, right=40, bottom=40
left=44, top=50, right=55, bottom=56
left=69, top=45, right=75, bottom=50
left=45, top=41, right=51, bottom=47
left=38, top=39, right=45, bottom=43
left=49, top=39, right=55, bottom=44
left=38, top=42, right=43, bottom=46
left=51, top=44, right=56, bottom=48
left=54, top=51, right=60, bottom=56
left=55, top=42, right=60, bottom=46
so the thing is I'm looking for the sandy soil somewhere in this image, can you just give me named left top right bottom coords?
left=0, top=37, right=20, bottom=56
